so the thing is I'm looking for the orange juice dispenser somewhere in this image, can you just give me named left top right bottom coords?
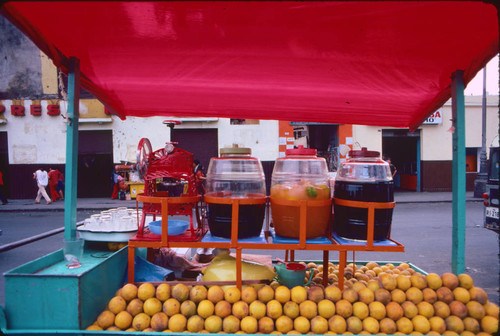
left=270, top=146, right=332, bottom=238
left=333, top=147, right=394, bottom=241
left=205, top=146, right=266, bottom=238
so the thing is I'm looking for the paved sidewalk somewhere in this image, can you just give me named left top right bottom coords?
left=0, top=191, right=483, bottom=212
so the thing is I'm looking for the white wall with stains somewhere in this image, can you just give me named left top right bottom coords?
left=351, top=95, right=499, bottom=162
left=0, top=99, right=280, bottom=164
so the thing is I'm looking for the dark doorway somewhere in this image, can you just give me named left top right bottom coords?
left=171, top=128, right=218, bottom=173
left=0, top=132, right=9, bottom=198
left=78, top=130, right=114, bottom=197
left=305, top=124, right=339, bottom=172
left=382, top=130, right=420, bottom=191
left=308, top=125, right=338, bottom=151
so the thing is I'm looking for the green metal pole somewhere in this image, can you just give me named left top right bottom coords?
left=417, top=137, right=421, bottom=192
left=64, top=57, right=80, bottom=241
left=451, top=70, right=466, bottom=274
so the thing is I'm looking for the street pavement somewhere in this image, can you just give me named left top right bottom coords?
left=0, top=191, right=484, bottom=212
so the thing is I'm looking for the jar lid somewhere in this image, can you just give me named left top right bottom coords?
left=349, top=147, right=380, bottom=158
left=285, top=145, right=317, bottom=156
left=220, top=144, right=251, bottom=155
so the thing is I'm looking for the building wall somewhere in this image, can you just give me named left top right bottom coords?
left=352, top=125, right=382, bottom=153
left=1, top=14, right=496, bottom=196
left=217, top=119, right=279, bottom=161
left=0, top=96, right=280, bottom=197
left=419, top=110, right=453, bottom=161
left=1, top=96, right=496, bottom=195
left=350, top=96, right=498, bottom=162
left=461, top=96, right=499, bottom=149
left=0, top=99, right=280, bottom=163
left=1, top=99, right=67, bottom=164
left=420, top=96, right=499, bottom=161
left=0, top=16, right=49, bottom=99
left=351, top=95, right=499, bottom=191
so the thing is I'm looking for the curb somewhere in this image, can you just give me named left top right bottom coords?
left=0, top=199, right=483, bottom=212
left=395, top=199, right=483, bottom=204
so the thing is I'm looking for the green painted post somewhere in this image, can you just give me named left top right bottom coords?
left=64, top=57, right=80, bottom=241
left=451, top=70, right=466, bottom=274
left=417, top=137, right=421, bottom=192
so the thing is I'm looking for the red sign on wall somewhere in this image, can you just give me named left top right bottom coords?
left=47, top=105, right=60, bottom=116
left=2, top=103, right=60, bottom=117
left=423, top=110, right=442, bottom=125
left=31, top=105, right=42, bottom=116
left=11, top=105, right=25, bottom=116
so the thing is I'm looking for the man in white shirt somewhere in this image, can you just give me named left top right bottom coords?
left=34, top=168, right=52, bottom=204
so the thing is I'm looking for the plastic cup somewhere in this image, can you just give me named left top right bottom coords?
left=117, top=208, right=129, bottom=216
left=63, top=238, right=84, bottom=269
left=83, top=218, right=94, bottom=231
left=100, top=215, right=113, bottom=231
left=121, top=215, right=136, bottom=230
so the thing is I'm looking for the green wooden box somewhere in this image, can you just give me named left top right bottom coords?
left=4, top=246, right=127, bottom=330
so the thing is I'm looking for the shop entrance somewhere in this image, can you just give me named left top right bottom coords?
left=0, top=132, right=9, bottom=198
left=78, top=130, right=114, bottom=198
left=382, top=129, right=421, bottom=191
left=171, top=128, right=218, bottom=174
left=290, top=123, right=339, bottom=171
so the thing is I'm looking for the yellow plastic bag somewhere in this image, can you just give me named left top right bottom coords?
left=202, top=250, right=275, bottom=288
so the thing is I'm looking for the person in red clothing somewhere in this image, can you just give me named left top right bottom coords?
left=193, top=159, right=206, bottom=195
left=0, top=170, right=8, bottom=205
left=55, top=169, right=64, bottom=200
left=111, top=169, right=120, bottom=199
left=111, top=170, right=129, bottom=199
left=48, top=168, right=60, bottom=201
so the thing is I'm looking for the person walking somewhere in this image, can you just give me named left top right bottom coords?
left=34, top=168, right=52, bottom=204
left=56, top=168, right=64, bottom=200
left=0, top=170, right=8, bottom=205
left=48, top=168, right=60, bottom=201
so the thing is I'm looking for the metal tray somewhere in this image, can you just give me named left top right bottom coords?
left=77, top=228, right=137, bottom=242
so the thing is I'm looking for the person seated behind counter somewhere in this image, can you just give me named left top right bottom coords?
left=387, top=158, right=397, bottom=178
left=111, top=171, right=129, bottom=199
left=193, top=159, right=213, bottom=262
left=193, top=159, right=206, bottom=195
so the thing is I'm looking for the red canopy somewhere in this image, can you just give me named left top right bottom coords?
left=2, top=1, right=498, bottom=129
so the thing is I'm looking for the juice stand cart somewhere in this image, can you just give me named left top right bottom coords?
left=0, top=2, right=498, bottom=335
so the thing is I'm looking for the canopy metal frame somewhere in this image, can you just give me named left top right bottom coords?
left=451, top=70, right=466, bottom=274
left=64, top=57, right=80, bottom=243
left=3, top=1, right=490, bottom=276
left=61, top=59, right=469, bottom=274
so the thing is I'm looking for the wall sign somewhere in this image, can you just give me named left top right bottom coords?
left=30, top=105, right=42, bottom=116
left=11, top=105, right=25, bottom=116
left=47, top=105, right=61, bottom=115
left=0, top=103, right=60, bottom=117
left=423, top=110, right=442, bottom=125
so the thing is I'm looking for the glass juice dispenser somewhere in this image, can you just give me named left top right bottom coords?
left=270, top=146, right=332, bottom=238
left=333, top=147, right=394, bottom=241
left=205, top=146, right=266, bottom=239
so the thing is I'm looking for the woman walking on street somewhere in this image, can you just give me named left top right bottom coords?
left=0, top=170, right=8, bottom=205
left=56, top=169, right=64, bottom=200
left=48, top=168, right=60, bottom=201
left=34, top=168, right=52, bottom=204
